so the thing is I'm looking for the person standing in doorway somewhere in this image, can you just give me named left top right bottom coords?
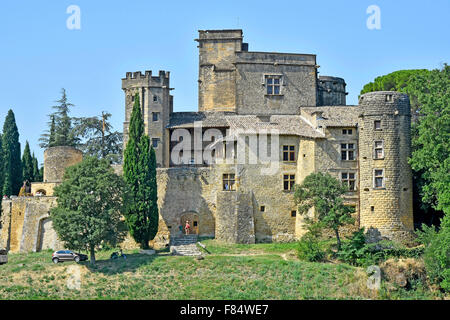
left=185, top=220, right=191, bottom=235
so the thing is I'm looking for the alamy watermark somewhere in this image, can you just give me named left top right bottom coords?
left=366, top=5, right=381, bottom=30
left=66, top=5, right=81, bottom=30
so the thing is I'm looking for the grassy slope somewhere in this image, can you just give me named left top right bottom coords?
left=0, top=241, right=441, bottom=300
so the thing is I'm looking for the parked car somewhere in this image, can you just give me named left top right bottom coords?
left=0, top=249, right=7, bottom=265
left=52, top=250, right=88, bottom=264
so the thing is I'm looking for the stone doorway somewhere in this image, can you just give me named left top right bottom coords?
left=180, top=212, right=199, bottom=235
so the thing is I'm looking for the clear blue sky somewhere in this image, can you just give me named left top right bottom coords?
left=0, top=0, right=449, bottom=164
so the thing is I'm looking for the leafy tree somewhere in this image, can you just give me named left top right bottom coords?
left=39, top=89, right=77, bottom=148
left=22, top=141, right=34, bottom=182
left=2, top=109, right=22, bottom=196
left=294, top=172, right=354, bottom=251
left=408, top=64, right=450, bottom=215
left=123, top=93, right=159, bottom=249
left=416, top=212, right=450, bottom=292
left=73, top=111, right=123, bottom=164
left=297, top=221, right=325, bottom=262
left=50, top=157, right=128, bottom=264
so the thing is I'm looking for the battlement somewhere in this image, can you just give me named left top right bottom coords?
left=122, top=70, right=170, bottom=89
left=359, top=91, right=410, bottom=116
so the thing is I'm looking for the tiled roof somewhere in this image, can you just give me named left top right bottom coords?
left=300, top=106, right=360, bottom=127
left=168, top=111, right=233, bottom=128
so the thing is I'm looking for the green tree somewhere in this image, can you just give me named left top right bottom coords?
left=50, top=157, right=128, bottom=264
left=22, top=141, right=34, bottom=182
left=73, top=111, right=123, bottom=163
left=294, top=172, right=355, bottom=251
left=408, top=64, right=450, bottom=214
left=39, top=89, right=77, bottom=148
left=2, top=109, right=22, bottom=196
left=31, top=153, right=42, bottom=182
left=123, top=93, right=159, bottom=249
left=0, top=132, right=3, bottom=195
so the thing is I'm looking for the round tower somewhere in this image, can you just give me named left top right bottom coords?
left=317, top=76, right=347, bottom=106
left=358, top=91, right=414, bottom=243
left=43, top=146, right=83, bottom=183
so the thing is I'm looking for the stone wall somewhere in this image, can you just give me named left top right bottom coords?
left=317, top=76, right=347, bottom=106
left=43, top=146, right=83, bottom=183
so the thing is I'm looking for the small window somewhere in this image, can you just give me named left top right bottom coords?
left=291, top=210, right=297, bottom=217
left=153, top=95, right=158, bottom=102
left=193, top=221, right=198, bottom=227
left=283, top=145, right=295, bottom=161
left=373, top=169, right=385, bottom=188
left=265, top=75, right=282, bottom=95
left=342, top=129, right=353, bottom=135
left=374, top=140, right=384, bottom=159
left=152, top=112, right=160, bottom=122
left=341, top=143, right=356, bottom=161
left=223, top=174, right=236, bottom=191
left=386, top=94, right=393, bottom=102
left=283, top=174, right=295, bottom=191
left=131, top=95, right=135, bottom=102
left=152, top=138, right=160, bottom=148
left=374, top=120, right=382, bottom=130
left=341, top=172, right=356, bottom=191
left=371, top=206, right=375, bottom=212
left=260, top=206, right=265, bottom=212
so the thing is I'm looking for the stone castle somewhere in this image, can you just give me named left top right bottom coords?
left=0, top=29, right=414, bottom=253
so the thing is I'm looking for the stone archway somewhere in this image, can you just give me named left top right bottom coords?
left=180, top=212, right=199, bottom=235
left=37, top=218, right=58, bottom=251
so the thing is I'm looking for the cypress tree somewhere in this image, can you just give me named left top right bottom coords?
left=2, top=110, right=22, bottom=196
left=123, top=93, right=158, bottom=249
left=22, top=141, right=34, bottom=182
left=32, top=153, right=42, bottom=182
left=0, top=132, right=4, bottom=195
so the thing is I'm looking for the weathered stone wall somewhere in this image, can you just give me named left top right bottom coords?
left=359, top=91, right=414, bottom=243
left=0, top=197, right=61, bottom=253
left=30, top=182, right=58, bottom=196
left=43, top=146, right=83, bottom=183
left=235, top=52, right=317, bottom=114
left=317, top=76, right=347, bottom=106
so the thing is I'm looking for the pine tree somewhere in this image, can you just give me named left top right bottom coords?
left=123, top=93, right=159, bottom=249
left=2, top=110, right=22, bottom=196
left=22, top=141, right=34, bottom=182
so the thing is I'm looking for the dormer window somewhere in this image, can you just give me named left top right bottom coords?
left=265, top=75, right=282, bottom=95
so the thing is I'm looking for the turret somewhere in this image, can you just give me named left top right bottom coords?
left=122, top=70, right=173, bottom=167
left=358, top=91, right=414, bottom=243
left=317, top=76, right=347, bottom=106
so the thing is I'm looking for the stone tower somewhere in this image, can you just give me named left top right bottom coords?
left=196, top=29, right=244, bottom=112
left=317, top=76, right=347, bottom=106
left=358, top=91, right=414, bottom=243
left=122, top=70, right=173, bottom=167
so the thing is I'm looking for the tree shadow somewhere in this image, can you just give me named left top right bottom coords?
left=80, top=250, right=172, bottom=275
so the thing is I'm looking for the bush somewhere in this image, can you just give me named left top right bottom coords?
left=337, top=228, right=384, bottom=266
left=416, top=212, right=450, bottom=292
left=297, top=222, right=325, bottom=262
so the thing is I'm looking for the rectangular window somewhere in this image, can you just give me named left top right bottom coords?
left=374, top=120, right=382, bottom=130
left=283, top=174, right=295, bottom=191
left=291, top=210, right=297, bottom=217
left=283, top=145, right=295, bottom=161
left=342, top=129, right=353, bottom=135
left=341, top=143, right=356, bottom=161
left=265, top=75, right=282, bottom=95
left=152, top=112, right=160, bottom=122
left=152, top=138, right=160, bottom=148
left=260, top=206, right=265, bottom=212
left=153, top=95, right=158, bottom=102
left=373, top=169, right=385, bottom=188
left=341, top=172, right=356, bottom=191
left=223, top=174, right=236, bottom=191
left=374, top=140, right=384, bottom=159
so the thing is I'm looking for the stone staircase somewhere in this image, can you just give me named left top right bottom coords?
left=170, top=235, right=202, bottom=256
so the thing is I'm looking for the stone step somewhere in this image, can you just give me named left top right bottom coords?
left=170, top=243, right=202, bottom=256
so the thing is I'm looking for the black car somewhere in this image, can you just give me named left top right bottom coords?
left=52, top=250, right=88, bottom=263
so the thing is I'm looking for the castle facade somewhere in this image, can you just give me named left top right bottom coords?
left=122, top=29, right=414, bottom=246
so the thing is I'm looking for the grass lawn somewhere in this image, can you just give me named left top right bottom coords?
left=0, top=240, right=443, bottom=300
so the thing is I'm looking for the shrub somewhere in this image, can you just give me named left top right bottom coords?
left=337, top=228, right=384, bottom=266
left=416, top=212, right=450, bottom=292
left=297, top=222, right=325, bottom=262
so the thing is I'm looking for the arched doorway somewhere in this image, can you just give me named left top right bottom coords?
left=180, top=212, right=199, bottom=235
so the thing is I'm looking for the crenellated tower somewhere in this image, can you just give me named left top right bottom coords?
left=122, top=70, right=173, bottom=167
left=358, top=91, right=414, bottom=243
